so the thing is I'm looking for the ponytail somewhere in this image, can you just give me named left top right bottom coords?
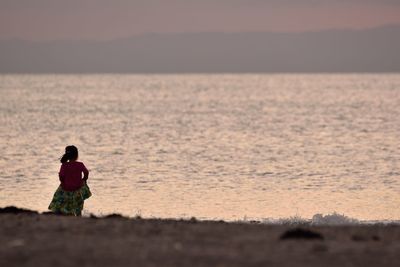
left=60, top=152, right=70, bottom=163
left=60, top=145, right=79, bottom=163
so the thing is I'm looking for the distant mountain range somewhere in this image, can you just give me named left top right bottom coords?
left=1, top=25, right=399, bottom=73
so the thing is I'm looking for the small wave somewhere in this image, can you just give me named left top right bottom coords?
left=310, top=212, right=360, bottom=225
left=82, top=209, right=400, bottom=225
left=256, top=212, right=400, bottom=225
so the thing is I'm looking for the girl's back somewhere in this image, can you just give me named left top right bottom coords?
left=60, top=161, right=89, bottom=191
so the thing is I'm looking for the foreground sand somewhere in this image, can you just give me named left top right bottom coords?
left=0, top=208, right=399, bottom=267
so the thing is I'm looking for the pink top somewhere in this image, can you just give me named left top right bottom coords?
left=59, top=161, right=89, bottom=191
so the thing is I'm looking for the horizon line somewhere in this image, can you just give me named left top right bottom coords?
left=1, top=72, right=400, bottom=75
left=1, top=23, right=399, bottom=43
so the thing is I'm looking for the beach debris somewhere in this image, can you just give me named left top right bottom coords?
left=173, top=242, right=183, bottom=251
left=312, top=244, right=328, bottom=252
left=8, top=239, right=25, bottom=248
left=280, top=228, right=324, bottom=240
left=0, top=206, right=38, bottom=215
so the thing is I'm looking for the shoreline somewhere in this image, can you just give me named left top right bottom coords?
left=2, top=206, right=399, bottom=225
left=1, top=206, right=400, bottom=267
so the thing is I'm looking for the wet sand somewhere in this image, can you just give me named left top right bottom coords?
left=0, top=208, right=399, bottom=267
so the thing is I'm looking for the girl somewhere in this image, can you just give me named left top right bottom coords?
left=48, top=145, right=92, bottom=216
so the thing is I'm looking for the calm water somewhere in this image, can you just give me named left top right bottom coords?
left=0, top=74, right=399, bottom=221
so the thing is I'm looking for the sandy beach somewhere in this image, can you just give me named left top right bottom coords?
left=0, top=207, right=399, bottom=267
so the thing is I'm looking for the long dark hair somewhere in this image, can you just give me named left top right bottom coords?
left=60, top=145, right=79, bottom=163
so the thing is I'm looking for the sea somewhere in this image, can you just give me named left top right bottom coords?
left=0, top=74, right=399, bottom=222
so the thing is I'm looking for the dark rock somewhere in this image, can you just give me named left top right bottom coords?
left=351, top=235, right=366, bottom=242
left=0, top=206, right=38, bottom=215
left=89, top=214, right=99, bottom=219
left=41, top=211, right=53, bottom=215
left=352, top=234, right=380, bottom=242
left=104, top=213, right=127, bottom=219
left=41, top=211, right=69, bottom=216
left=280, top=228, right=324, bottom=240
left=372, top=235, right=380, bottom=241
left=41, top=211, right=56, bottom=215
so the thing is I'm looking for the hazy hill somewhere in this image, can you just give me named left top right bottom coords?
left=0, top=25, right=399, bottom=73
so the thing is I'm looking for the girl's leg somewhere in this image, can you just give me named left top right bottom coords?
left=75, top=201, right=84, bottom=216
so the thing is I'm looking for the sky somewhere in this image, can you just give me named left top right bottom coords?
left=0, top=0, right=400, bottom=41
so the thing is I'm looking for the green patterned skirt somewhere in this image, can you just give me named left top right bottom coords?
left=48, top=183, right=92, bottom=216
